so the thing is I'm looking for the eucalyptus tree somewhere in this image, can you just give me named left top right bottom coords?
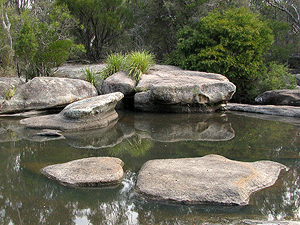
left=56, top=0, right=130, bottom=62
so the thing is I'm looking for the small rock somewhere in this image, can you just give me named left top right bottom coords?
left=40, top=157, right=124, bottom=187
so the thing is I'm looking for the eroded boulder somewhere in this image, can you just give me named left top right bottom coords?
left=40, top=157, right=124, bottom=187
left=20, top=92, right=124, bottom=131
left=0, top=77, right=98, bottom=114
left=136, top=154, right=287, bottom=205
left=134, top=66, right=236, bottom=113
left=255, top=89, right=300, bottom=106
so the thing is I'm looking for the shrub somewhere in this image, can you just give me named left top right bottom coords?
left=100, top=52, right=127, bottom=79
left=126, top=51, right=155, bottom=81
left=83, top=66, right=98, bottom=86
left=259, top=62, right=296, bottom=93
left=170, top=7, right=274, bottom=103
left=101, top=51, right=155, bottom=82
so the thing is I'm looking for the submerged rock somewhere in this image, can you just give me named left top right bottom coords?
left=255, top=89, right=300, bottom=106
left=0, top=77, right=98, bottom=114
left=134, top=66, right=236, bottom=113
left=20, top=92, right=124, bottom=131
left=40, top=157, right=124, bottom=187
left=136, top=154, right=287, bottom=205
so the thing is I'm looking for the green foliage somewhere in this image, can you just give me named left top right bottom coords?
left=14, top=2, right=80, bottom=78
left=259, top=62, right=296, bottom=93
left=0, top=45, right=14, bottom=70
left=100, top=52, right=127, bottom=79
left=126, top=51, right=155, bottom=81
left=101, top=51, right=155, bottom=81
left=170, top=7, right=274, bottom=103
left=57, top=0, right=129, bottom=61
left=83, top=66, right=98, bottom=85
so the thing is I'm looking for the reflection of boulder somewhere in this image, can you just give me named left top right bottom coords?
left=40, top=157, right=124, bottom=188
left=134, top=113, right=234, bottom=142
left=20, top=92, right=124, bottom=131
left=136, top=154, right=287, bottom=206
left=64, top=120, right=124, bottom=149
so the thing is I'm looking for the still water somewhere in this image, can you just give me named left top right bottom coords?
left=0, top=110, right=299, bottom=224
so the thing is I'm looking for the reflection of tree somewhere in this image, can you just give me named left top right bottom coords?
left=250, top=169, right=300, bottom=220
left=109, top=135, right=154, bottom=157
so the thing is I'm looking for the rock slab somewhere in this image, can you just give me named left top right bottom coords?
left=0, top=77, right=98, bottom=114
left=226, top=103, right=300, bottom=118
left=40, top=157, right=124, bottom=187
left=136, top=154, right=287, bottom=205
left=20, top=92, right=124, bottom=131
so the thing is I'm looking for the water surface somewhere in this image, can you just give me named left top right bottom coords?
left=0, top=111, right=299, bottom=224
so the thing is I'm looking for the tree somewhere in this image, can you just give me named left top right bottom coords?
left=15, top=1, right=79, bottom=77
left=57, top=0, right=129, bottom=62
left=170, top=7, right=274, bottom=103
left=264, top=0, right=300, bottom=33
left=16, top=18, right=37, bottom=81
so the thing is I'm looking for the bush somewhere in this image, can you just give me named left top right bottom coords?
left=101, top=51, right=155, bottom=81
left=170, top=7, right=274, bottom=103
left=100, top=52, right=127, bottom=79
left=127, top=51, right=155, bottom=81
left=83, top=66, right=99, bottom=86
left=259, top=62, right=296, bottom=93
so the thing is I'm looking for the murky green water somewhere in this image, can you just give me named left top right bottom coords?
left=0, top=110, right=299, bottom=224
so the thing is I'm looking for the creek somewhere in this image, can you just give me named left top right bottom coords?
left=0, top=110, right=299, bottom=224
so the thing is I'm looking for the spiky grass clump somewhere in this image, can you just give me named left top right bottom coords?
left=127, top=51, right=155, bottom=81
left=101, top=52, right=127, bottom=79
left=83, top=66, right=98, bottom=86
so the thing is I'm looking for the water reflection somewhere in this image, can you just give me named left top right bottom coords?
left=0, top=112, right=300, bottom=223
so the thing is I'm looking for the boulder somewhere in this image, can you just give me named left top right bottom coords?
left=53, top=64, right=106, bottom=80
left=0, top=77, right=98, bottom=114
left=226, top=103, right=300, bottom=118
left=0, top=77, right=24, bottom=101
left=134, top=113, right=234, bottom=142
left=136, top=154, right=287, bottom=205
left=40, top=157, right=124, bottom=187
left=134, top=66, right=236, bottom=113
left=295, top=74, right=300, bottom=86
left=20, top=92, right=124, bottom=131
left=255, top=89, right=300, bottom=106
left=101, top=71, right=136, bottom=95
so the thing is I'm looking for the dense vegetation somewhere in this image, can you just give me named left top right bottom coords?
left=1, top=0, right=300, bottom=102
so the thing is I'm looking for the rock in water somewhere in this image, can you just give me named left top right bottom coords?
left=0, top=77, right=98, bottom=114
left=136, top=154, right=287, bottom=205
left=20, top=92, right=124, bottom=131
left=134, top=66, right=236, bottom=113
left=40, top=157, right=124, bottom=187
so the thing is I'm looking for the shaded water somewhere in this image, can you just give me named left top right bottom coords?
left=0, top=110, right=300, bottom=224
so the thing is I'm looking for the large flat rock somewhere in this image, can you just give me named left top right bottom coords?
left=0, top=77, right=98, bottom=114
left=20, top=92, right=124, bottom=131
left=136, top=155, right=287, bottom=205
left=134, top=66, right=236, bottom=113
left=40, top=157, right=124, bottom=187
